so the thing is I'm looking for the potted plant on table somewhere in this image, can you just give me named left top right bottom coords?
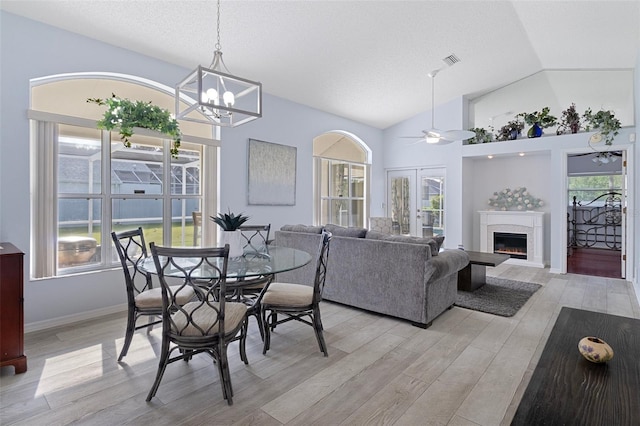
left=517, top=107, right=557, bottom=138
left=556, top=103, right=581, bottom=135
left=582, top=108, right=621, bottom=145
left=211, top=210, right=250, bottom=258
left=87, top=93, right=181, bottom=157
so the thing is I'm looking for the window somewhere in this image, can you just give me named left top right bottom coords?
left=30, top=74, right=219, bottom=279
left=313, top=132, right=370, bottom=228
left=33, top=120, right=206, bottom=278
left=319, top=159, right=365, bottom=227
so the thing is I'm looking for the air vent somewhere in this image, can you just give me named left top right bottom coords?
left=442, top=54, right=461, bottom=67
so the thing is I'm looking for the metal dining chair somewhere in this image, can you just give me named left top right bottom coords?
left=146, top=244, right=249, bottom=405
left=111, top=228, right=195, bottom=361
left=261, top=231, right=332, bottom=356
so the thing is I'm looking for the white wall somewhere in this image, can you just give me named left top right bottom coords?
left=382, top=98, right=466, bottom=249
left=0, top=12, right=383, bottom=327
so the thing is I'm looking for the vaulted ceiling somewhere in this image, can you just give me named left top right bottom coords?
left=2, top=1, right=639, bottom=129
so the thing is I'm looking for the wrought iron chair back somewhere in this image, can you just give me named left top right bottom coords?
left=146, top=243, right=248, bottom=405
left=111, top=227, right=159, bottom=361
left=239, top=224, right=271, bottom=252
left=261, top=231, right=332, bottom=356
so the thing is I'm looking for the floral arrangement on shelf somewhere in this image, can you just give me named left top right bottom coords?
left=495, top=120, right=524, bottom=141
left=87, top=93, right=181, bottom=157
left=487, top=187, right=544, bottom=211
left=467, top=127, right=494, bottom=144
left=517, top=107, right=557, bottom=128
left=470, top=105, right=622, bottom=145
left=556, top=103, right=581, bottom=135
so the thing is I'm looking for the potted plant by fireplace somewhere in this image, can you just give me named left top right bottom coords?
left=210, top=210, right=250, bottom=258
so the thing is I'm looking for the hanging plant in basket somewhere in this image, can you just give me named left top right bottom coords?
left=87, top=93, right=181, bottom=157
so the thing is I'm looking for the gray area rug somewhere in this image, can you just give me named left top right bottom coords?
left=455, top=276, right=542, bottom=317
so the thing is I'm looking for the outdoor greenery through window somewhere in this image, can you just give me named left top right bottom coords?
left=568, top=175, right=622, bottom=206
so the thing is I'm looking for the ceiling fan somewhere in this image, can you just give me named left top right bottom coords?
left=402, top=64, right=475, bottom=145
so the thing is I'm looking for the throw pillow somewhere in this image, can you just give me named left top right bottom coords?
left=280, top=224, right=324, bottom=234
left=323, top=224, right=368, bottom=238
left=364, top=230, right=387, bottom=240
left=380, top=234, right=439, bottom=256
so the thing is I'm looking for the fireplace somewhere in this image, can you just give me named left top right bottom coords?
left=494, top=232, right=527, bottom=259
left=479, top=210, right=544, bottom=268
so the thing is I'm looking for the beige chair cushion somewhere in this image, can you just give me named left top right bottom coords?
left=171, top=301, right=247, bottom=337
left=135, top=285, right=195, bottom=309
left=262, top=282, right=313, bottom=307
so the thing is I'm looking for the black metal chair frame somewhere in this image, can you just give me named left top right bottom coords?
left=146, top=244, right=249, bottom=405
left=111, top=227, right=161, bottom=362
left=261, top=231, right=332, bottom=356
left=229, top=224, right=272, bottom=340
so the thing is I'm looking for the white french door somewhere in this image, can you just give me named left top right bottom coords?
left=386, top=168, right=446, bottom=237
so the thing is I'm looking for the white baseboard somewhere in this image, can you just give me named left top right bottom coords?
left=25, top=304, right=127, bottom=333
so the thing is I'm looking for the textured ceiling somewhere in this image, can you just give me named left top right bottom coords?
left=2, top=0, right=639, bottom=129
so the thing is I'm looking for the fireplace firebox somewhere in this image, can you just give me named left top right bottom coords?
left=494, top=232, right=527, bottom=259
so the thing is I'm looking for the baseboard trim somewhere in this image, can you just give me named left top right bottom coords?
left=25, top=304, right=127, bottom=333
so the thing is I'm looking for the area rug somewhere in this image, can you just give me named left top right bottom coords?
left=455, top=277, right=542, bottom=317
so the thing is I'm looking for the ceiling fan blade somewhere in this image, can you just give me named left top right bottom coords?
left=441, top=129, right=476, bottom=141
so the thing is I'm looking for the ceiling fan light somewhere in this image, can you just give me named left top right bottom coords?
left=426, top=136, right=440, bottom=144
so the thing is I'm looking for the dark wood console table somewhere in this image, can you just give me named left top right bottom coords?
left=457, top=250, right=510, bottom=291
left=511, top=307, right=640, bottom=425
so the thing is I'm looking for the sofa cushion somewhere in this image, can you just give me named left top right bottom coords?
left=364, top=230, right=387, bottom=240
left=280, top=224, right=324, bottom=234
left=379, top=234, right=442, bottom=256
left=324, top=224, right=368, bottom=238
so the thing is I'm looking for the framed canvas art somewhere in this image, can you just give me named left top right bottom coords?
left=248, top=139, right=296, bottom=205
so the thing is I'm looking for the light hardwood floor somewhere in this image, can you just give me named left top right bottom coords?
left=2, top=264, right=639, bottom=426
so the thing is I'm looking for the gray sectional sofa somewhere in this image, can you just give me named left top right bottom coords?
left=273, top=224, right=469, bottom=328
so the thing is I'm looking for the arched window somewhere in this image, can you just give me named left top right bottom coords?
left=30, top=73, right=218, bottom=278
left=313, top=131, right=371, bottom=227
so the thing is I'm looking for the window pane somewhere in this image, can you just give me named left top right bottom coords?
left=350, top=200, right=364, bottom=227
left=331, top=199, right=349, bottom=226
left=112, top=198, right=163, bottom=244
left=320, top=159, right=329, bottom=197
left=58, top=124, right=102, bottom=194
left=320, top=199, right=329, bottom=225
left=171, top=142, right=201, bottom=195
left=351, top=165, right=364, bottom=197
left=171, top=198, right=201, bottom=247
left=58, top=198, right=101, bottom=268
left=331, top=162, right=348, bottom=197
left=111, top=132, right=164, bottom=195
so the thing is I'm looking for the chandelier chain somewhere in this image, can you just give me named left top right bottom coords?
left=215, top=0, right=221, bottom=51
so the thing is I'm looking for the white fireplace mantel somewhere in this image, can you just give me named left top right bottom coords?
left=479, top=210, right=545, bottom=268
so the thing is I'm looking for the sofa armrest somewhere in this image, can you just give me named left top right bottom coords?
left=425, top=249, right=469, bottom=283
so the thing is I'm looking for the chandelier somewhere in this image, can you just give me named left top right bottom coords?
left=175, top=0, right=262, bottom=127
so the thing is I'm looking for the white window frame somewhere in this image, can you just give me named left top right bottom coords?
left=29, top=110, right=218, bottom=279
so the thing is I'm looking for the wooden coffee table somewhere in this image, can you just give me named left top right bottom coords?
left=457, top=250, right=510, bottom=291
left=511, top=307, right=640, bottom=425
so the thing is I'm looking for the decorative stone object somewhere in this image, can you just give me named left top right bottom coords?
left=578, top=336, right=614, bottom=363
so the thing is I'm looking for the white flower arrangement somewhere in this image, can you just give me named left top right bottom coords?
left=487, top=187, right=544, bottom=211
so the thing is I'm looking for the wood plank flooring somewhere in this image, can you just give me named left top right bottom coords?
left=567, top=247, right=623, bottom=278
left=2, top=264, right=639, bottom=426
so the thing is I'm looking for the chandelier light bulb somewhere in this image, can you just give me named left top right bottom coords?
left=206, top=88, right=219, bottom=103
left=223, top=91, right=235, bottom=107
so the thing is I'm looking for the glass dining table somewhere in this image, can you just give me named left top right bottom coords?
left=139, top=245, right=312, bottom=283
